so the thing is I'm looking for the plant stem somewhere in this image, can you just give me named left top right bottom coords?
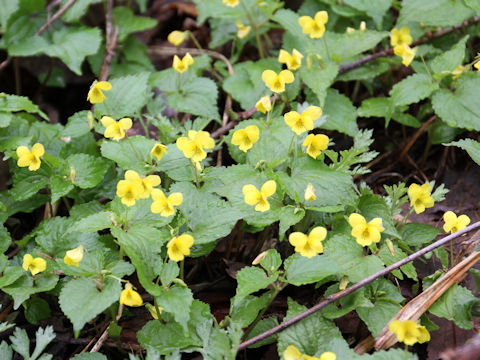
left=266, top=97, right=276, bottom=125
left=180, top=260, right=184, bottom=281
left=138, top=113, right=150, bottom=138
left=154, top=297, right=162, bottom=321
left=241, top=2, right=265, bottom=58
left=188, top=31, right=203, bottom=50
left=323, top=36, right=331, bottom=61
left=419, top=50, right=433, bottom=82
left=125, top=134, right=143, bottom=162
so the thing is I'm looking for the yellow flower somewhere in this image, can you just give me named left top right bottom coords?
left=151, top=143, right=168, bottom=161
left=150, top=189, right=183, bottom=217
left=22, top=254, right=47, bottom=276
left=298, top=11, right=328, bottom=39
left=173, top=53, right=194, bottom=73
left=101, top=116, right=132, bottom=141
left=16, top=143, right=44, bottom=171
left=284, top=106, right=322, bottom=135
left=223, top=0, right=239, bottom=7
left=443, top=211, right=470, bottom=234
left=236, top=20, right=251, bottom=39
left=64, top=245, right=84, bottom=267
left=168, top=30, right=187, bottom=46
left=304, top=183, right=316, bottom=202
left=278, top=49, right=304, bottom=70
left=87, top=80, right=112, bottom=104
left=262, top=69, right=294, bottom=93
left=255, top=96, right=272, bottom=114
left=176, top=130, right=215, bottom=162
left=451, top=64, right=465, bottom=79
left=121, top=170, right=160, bottom=199
left=284, top=345, right=336, bottom=360
left=302, top=133, right=329, bottom=159
left=242, top=180, right=277, bottom=212
left=359, top=21, right=366, bottom=31
left=145, top=303, right=163, bottom=319
left=289, top=226, right=327, bottom=258
left=474, top=61, right=480, bottom=71
left=231, top=125, right=260, bottom=152
left=116, top=171, right=144, bottom=207
left=408, top=183, right=434, bottom=214
left=389, top=320, right=430, bottom=346
left=393, top=44, right=415, bottom=67
left=390, top=27, right=412, bottom=47
left=120, top=283, right=143, bottom=307
left=167, top=234, right=194, bottom=262
left=348, top=213, right=384, bottom=247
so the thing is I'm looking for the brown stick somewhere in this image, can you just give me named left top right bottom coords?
left=237, top=220, right=480, bottom=350
left=90, top=304, right=124, bottom=353
left=339, top=16, right=480, bottom=74
left=99, top=0, right=118, bottom=81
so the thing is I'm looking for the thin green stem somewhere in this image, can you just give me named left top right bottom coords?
left=125, top=134, right=143, bottom=162
left=241, top=2, right=265, bottom=58
left=188, top=31, right=203, bottom=50
left=323, top=36, right=331, bottom=61
left=138, top=113, right=150, bottom=139
left=266, top=97, right=276, bottom=126
left=191, top=161, right=200, bottom=188
left=177, top=72, right=182, bottom=92
left=180, top=260, right=184, bottom=281
left=400, top=206, right=414, bottom=227
left=419, top=51, right=433, bottom=82
left=153, top=297, right=162, bottom=321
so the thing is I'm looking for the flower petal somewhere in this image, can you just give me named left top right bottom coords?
left=261, top=180, right=277, bottom=197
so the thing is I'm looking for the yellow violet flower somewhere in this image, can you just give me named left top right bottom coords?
left=87, top=80, right=112, bottom=104
left=231, top=125, right=260, bottom=152
left=16, top=143, right=45, bottom=171
left=359, top=21, right=366, bottom=31
left=451, top=64, right=464, bottom=79
left=116, top=171, right=144, bottom=207
left=145, top=303, right=163, bottom=319
left=176, top=130, right=215, bottom=162
left=278, top=49, right=304, bottom=70
left=101, top=116, right=132, bottom=141
left=303, top=133, right=329, bottom=159
left=242, top=180, right=277, bottom=212
left=393, top=44, right=415, bottom=67
left=289, top=226, right=327, bottom=258
left=151, top=143, right=168, bottom=161
left=390, top=27, right=412, bottom=47
left=167, top=234, right=194, bottom=262
left=236, top=20, right=251, bottom=39
left=168, top=30, right=187, bottom=46
left=120, top=283, right=143, bottom=307
left=121, top=170, right=160, bottom=199
left=284, top=106, right=322, bottom=135
left=173, top=53, right=194, bottom=73
left=284, top=345, right=336, bottom=360
left=474, top=61, right=480, bottom=71
left=255, top=96, right=272, bottom=114
left=389, top=320, right=430, bottom=346
left=22, top=254, right=47, bottom=276
left=298, top=11, right=328, bottom=39
left=443, top=211, right=470, bottom=234
left=262, top=69, right=294, bottom=93
left=348, top=213, right=384, bottom=247
left=408, top=183, right=434, bottom=214
left=150, top=189, right=183, bottom=217
left=304, top=183, right=316, bottom=202
left=223, top=0, right=239, bottom=7
left=64, top=245, right=84, bottom=267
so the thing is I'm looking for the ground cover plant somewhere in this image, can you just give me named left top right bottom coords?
left=1, top=0, right=480, bottom=359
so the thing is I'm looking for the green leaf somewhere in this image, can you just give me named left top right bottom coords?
left=0, top=112, right=12, bottom=128
left=59, top=277, right=121, bottom=335
left=62, top=111, right=91, bottom=138
left=343, top=0, right=392, bottom=26
left=300, top=63, right=339, bottom=107
left=391, top=112, right=421, bottom=128
left=101, top=135, right=155, bottom=174
left=61, top=0, right=102, bottom=23
left=337, top=60, right=390, bottom=82
left=170, top=182, right=243, bottom=245
left=324, top=235, right=385, bottom=283
left=322, top=285, right=372, bottom=319
left=246, top=316, right=279, bottom=349
left=9, top=327, right=30, bottom=359
left=445, top=138, right=480, bottom=166
left=67, top=154, right=110, bottom=189
left=95, top=72, right=151, bottom=118
left=327, top=30, right=389, bottom=60
left=0, top=0, right=19, bottom=30
left=378, top=243, right=417, bottom=280
left=24, top=297, right=51, bottom=325
left=230, top=292, right=271, bottom=328
left=429, top=283, right=477, bottom=329
left=278, top=206, right=305, bottom=241
left=357, top=300, right=401, bottom=337
left=277, top=298, right=347, bottom=357
left=10, top=170, right=48, bottom=202
left=71, top=353, right=108, bottom=360
left=193, top=0, right=256, bottom=23
left=0, top=266, right=24, bottom=288
left=112, top=7, right=157, bottom=42
left=398, top=0, right=474, bottom=26
left=155, top=286, right=193, bottom=331
left=358, top=97, right=394, bottom=120
left=0, top=225, right=11, bottom=253
left=357, top=194, right=400, bottom=238
left=196, top=319, right=232, bottom=359
left=286, top=253, right=340, bottom=286
left=0, top=340, right=12, bottom=360
left=0, top=93, right=48, bottom=120
left=430, top=36, right=468, bottom=76
left=3, top=274, right=59, bottom=309
left=155, top=144, right=195, bottom=182
left=278, top=157, right=355, bottom=208
left=401, top=222, right=440, bottom=248
left=167, top=77, right=220, bottom=122
left=50, top=175, right=74, bottom=204
left=234, top=266, right=277, bottom=301
left=223, top=58, right=280, bottom=110
left=30, top=326, right=55, bottom=360
left=68, top=211, right=112, bottom=233
left=389, top=74, right=439, bottom=107
left=320, top=89, right=359, bottom=136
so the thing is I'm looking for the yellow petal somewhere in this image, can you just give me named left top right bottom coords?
left=261, top=180, right=276, bottom=197
left=243, top=184, right=261, bottom=205
left=289, top=232, right=308, bottom=248
left=278, top=49, right=291, bottom=64
left=31, top=143, right=45, bottom=157
left=96, top=81, right=112, bottom=90
left=309, top=226, right=327, bottom=242
left=101, top=116, right=116, bottom=127
left=279, top=70, right=294, bottom=84
left=119, top=118, right=132, bottom=130
left=314, top=11, right=328, bottom=24
left=168, top=192, right=183, bottom=206
left=319, top=352, right=336, bottom=360
left=348, top=213, right=366, bottom=228
left=283, top=345, right=303, bottom=360
left=22, top=254, right=33, bottom=271
left=262, top=70, right=277, bottom=87
left=368, top=217, right=384, bottom=232
left=298, top=16, right=314, bottom=34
